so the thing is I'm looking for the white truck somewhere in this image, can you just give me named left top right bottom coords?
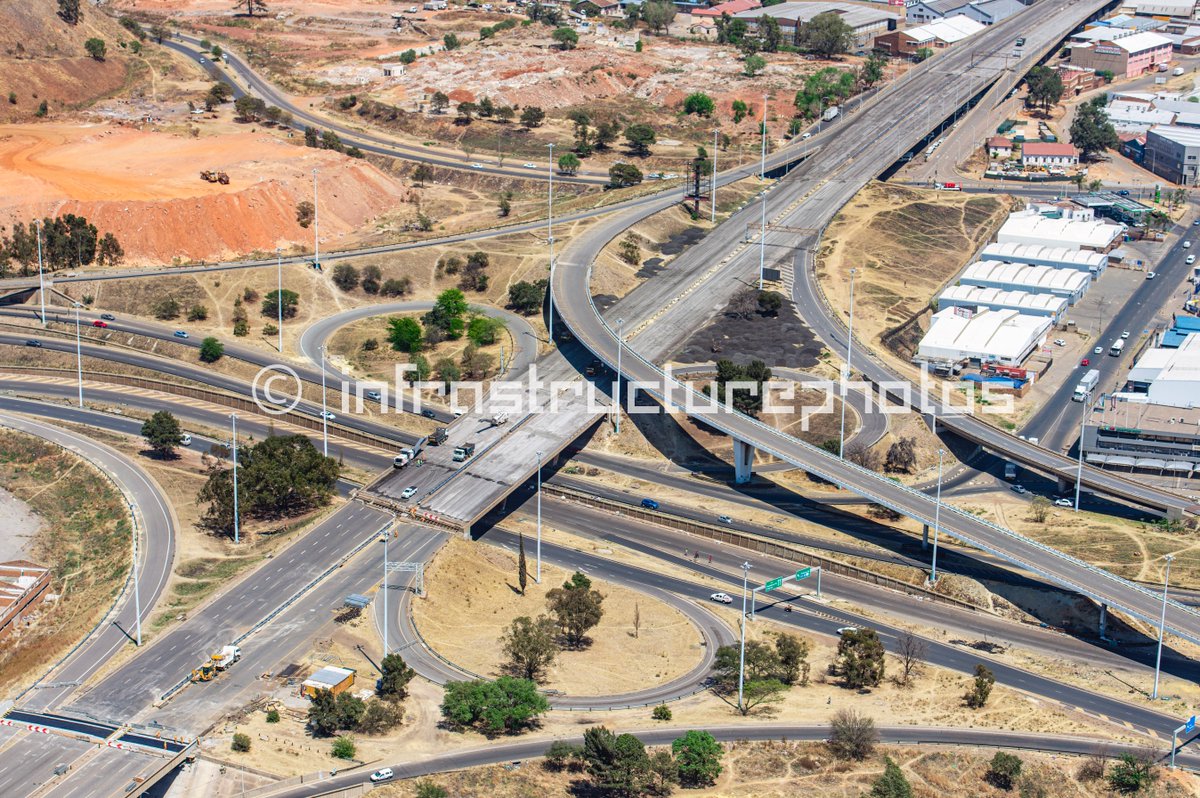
left=1174, top=66, right=1186, bottom=76
left=392, top=436, right=427, bottom=468
left=211, top=645, right=241, bottom=671
left=822, top=105, right=840, bottom=123
left=1109, top=338, right=1125, bottom=357
left=1073, top=369, right=1100, bottom=402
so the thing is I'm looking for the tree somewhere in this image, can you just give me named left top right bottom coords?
left=759, top=14, right=784, bottom=52
left=1030, top=495, right=1051, bottom=523
left=584, top=727, right=651, bottom=796
left=58, top=0, right=82, bottom=24
left=199, top=337, right=224, bottom=363
left=400, top=49, right=417, bottom=64
left=1025, top=65, right=1064, bottom=110
left=546, top=572, right=605, bottom=647
left=497, top=190, right=513, bottom=218
left=234, top=96, right=267, bottom=121
left=378, top=653, right=416, bottom=700
left=651, top=703, right=670, bottom=720
left=501, top=615, right=558, bottom=681
left=235, top=0, right=269, bottom=16
left=986, top=751, right=1023, bottom=790
left=799, top=12, right=853, bottom=57
left=558, top=152, right=581, bottom=175
left=187, top=304, right=209, bottom=322
left=387, top=317, right=424, bottom=353
left=1107, top=752, right=1156, bottom=794
left=232, top=733, right=251, bottom=752
left=141, top=411, right=183, bottom=458
left=774, top=633, right=810, bottom=686
left=467, top=315, right=505, bottom=346
left=758, top=290, right=784, bottom=315
left=646, top=750, right=679, bottom=797
left=434, top=357, right=460, bottom=386
left=443, top=33, right=460, bottom=51
left=896, top=632, right=926, bottom=687
left=964, top=663, right=995, bottom=708
left=836, top=627, right=886, bottom=688
left=336, top=692, right=366, bottom=729
left=732, top=99, right=749, bottom=123
left=545, top=740, right=585, bottom=771
left=440, top=677, right=549, bottom=736
left=861, top=52, right=886, bottom=88
left=683, top=92, right=715, bottom=117
left=1070, top=96, right=1118, bottom=162
left=624, top=123, right=656, bottom=156
left=361, top=264, right=382, bottom=294
left=520, top=105, right=545, bottom=128
left=517, top=533, right=528, bottom=595
left=262, top=289, right=299, bottom=319
left=884, top=436, right=917, bottom=473
left=641, top=0, right=676, bottom=33
left=308, top=688, right=340, bottom=736
left=358, top=698, right=404, bottom=734
left=871, top=757, right=913, bottom=798
left=430, top=91, right=450, bottom=114
left=85, top=38, right=107, bottom=61
left=672, top=730, right=723, bottom=787
left=553, top=27, right=579, bottom=50
left=414, top=782, right=448, bottom=798
left=744, top=54, right=766, bottom=77
left=609, top=163, right=644, bottom=188
left=35, top=100, right=49, bottom=118
left=331, top=735, right=356, bottom=759
left=459, top=250, right=490, bottom=292
left=331, top=263, right=359, bottom=291
left=508, top=280, right=546, bottom=315
left=828, top=708, right=877, bottom=760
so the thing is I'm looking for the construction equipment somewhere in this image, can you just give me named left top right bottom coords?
left=190, top=663, right=216, bottom=682
left=199, top=170, right=231, bottom=185
left=211, top=644, right=242, bottom=671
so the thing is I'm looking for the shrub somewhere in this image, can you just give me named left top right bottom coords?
left=187, top=304, right=208, bottom=322
left=827, top=709, right=877, bottom=761
left=330, top=735, right=356, bottom=759
left=231, top=733, right=251, bottom=752
left=986, top=752, right=1022, bottom=790
left=652, top=704, right=672, bottom=721
left=265, top=708, right=280, bottom=723
left=415, top=782, right=447, bottom=798
left=544, top=740, right=583, bottom=771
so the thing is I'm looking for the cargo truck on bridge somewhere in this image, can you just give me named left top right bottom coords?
left=453, top=441, right=476, bottom=462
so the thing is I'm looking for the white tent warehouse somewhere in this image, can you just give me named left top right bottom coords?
left=937, top=285, right=1069, bottom=322
left=959, top=261, right=1091, bottom=303
left=917, top=308, right=1052, bottom=366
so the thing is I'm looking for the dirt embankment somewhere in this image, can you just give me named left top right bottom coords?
left=0, top=123, right=411, bottom=264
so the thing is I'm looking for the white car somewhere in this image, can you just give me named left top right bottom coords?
left=1185, top=241, right=1193, bottom=249
left=1093, top=346, right=1103, bottom=355
left=1188, top=255, right=1197, bottom=265
left=1011, top=484, right=1027, bottom=494
left=1053, top=338, right=1066, bottom=347
left=320, top=410, right=336, bottom=420
left=1054, top=498, right=1073, bottom=507
left=801, top=132, right=812, bottom=139
left=370, top=768, right=394, bottom=783
left=836, top=626, right=859, bottom=636
left=522, top=162, right=537, bottom=169
left=1147, top=271, right=1157, bottom=279
left=718, top=515, right=733, bottom=524
left=180, top=434, right=192, bottom=446
left=709, top=592, right=733, bottom=604
left=1121, top=331, right=1130, bottom=339
left=400, top=486, right=418, bottom=500
left=469, top=162, right=485, bottom=169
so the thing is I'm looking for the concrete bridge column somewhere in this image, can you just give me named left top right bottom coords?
left=734, top=439, right=754, bottom=485
left=1099, top=602, right=1108, bottom=641
left=1057, top=476, right=1072, bottom=496
left=922, top=524, right=930, bottom=550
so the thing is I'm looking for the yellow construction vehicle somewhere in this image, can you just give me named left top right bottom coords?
left=190, top=663, right=216, bottom=682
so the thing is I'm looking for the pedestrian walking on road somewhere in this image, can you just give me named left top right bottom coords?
left=708, top=554, right=712, bottom=563
left=684, top=548, right=689, bottom=557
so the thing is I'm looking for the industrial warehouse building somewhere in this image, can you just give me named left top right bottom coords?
left=994, top=210, right=1125, bottom=252
left=1069, top=31, right=1174, bottom=79
left=1127, top=333, right=1200, bottom=408
left=1143, top=125, right=1200, bottom=186
left=873, top=14, right=984, bottom=55
left=1082, top=399, right=1200, bottom=477
left=980, top=242, right=1109, bottom=274
left=734, top=2, right=898, bottom=46
left=917, top=308, right=1052, bottom=366
left=937, top=285, right=1069, bottom=322
left=958, top=260, right=1091, bottom=303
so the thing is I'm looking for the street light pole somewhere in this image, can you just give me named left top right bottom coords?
left=130, top=502, right=142, bottom=647
left=615, top=317, right=624, bottom=435
left=73, top=302, right=83, bottom=408
left=535, top=449, right=544, bottom=584
left=382, top=525, right=389, bottom=658
left=547, top=142, right=556, bottom=343
left=711, top=128, right=719, bottom=223
left=311, top=169, right=320, bottom=270
left=1075, top=397, right=1087, bottom=512
left=231, top=413, right=240, bottom=545
left=759, top=94, right=767, bottom=179
left=319, top=344, right=329, bottom=457
left=35, top=219, right=45, bottom=327
left=737, top=561, right=752, bottom=713
left=758, top=190, right=767, bottom=291
left=1153, top=554, right=1174, bottom=700
left=840, top=268, right=857, bottom=458
left=930, top=447, right=944, bottom=584
left=276, top=247, right=283, bottom=353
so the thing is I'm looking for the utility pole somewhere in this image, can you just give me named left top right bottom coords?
left=758, top=190, right=767, bottom=291
left=711, top=128, right=719, bottom=223
left=311, top=169, right=320, bottom=270
left=840, top=268, right=856, bottom=458
left=930, top=447, right=944, bottom=583
left=276, top=247, right=283, bottom=353
left=382, top=524, right=389, bottom=657
left=73, top=302, right=83, bottom=408
left=231, top=413, right=240, bottom=545
left=319, top=344, right=329, bottom=456
left=759, top=93, right=767, bottom=179
left=1153, top=554, right=1174, bottom=700
left=547, top=143, right=555, bottom=344
left=35, top=219, right=45, bottom=327
left=737, top=561, right=752, bottom=713
left=615, top=317, right=624, bottom=434
left=535, top=449, right=544, bottom=584
left=130, top=502, right=142, bottom=647
left=1075, top=396, right=1087, bottom=512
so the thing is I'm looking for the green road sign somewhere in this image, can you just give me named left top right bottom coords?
left=764, top=577, right=783, bottom=591
left=795, top=567, right=812, bottom=581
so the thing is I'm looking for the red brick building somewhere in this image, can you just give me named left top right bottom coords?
left=0, top=560, right=52, bottom=639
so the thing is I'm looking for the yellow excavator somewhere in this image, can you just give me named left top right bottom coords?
left=190, top=644, right=241, bottom=683
left=190, top=662, right=216, bottom=682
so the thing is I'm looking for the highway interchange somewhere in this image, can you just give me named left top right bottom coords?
left=7, top=0, right=1200, bottom=793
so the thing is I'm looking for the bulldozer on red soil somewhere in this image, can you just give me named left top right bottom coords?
left=199, top=170, right=230, bottom=185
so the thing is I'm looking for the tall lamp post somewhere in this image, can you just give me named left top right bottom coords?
left=73, top=302, right=83, bottom=408
left=319, top=344, right=329, bottom=457
left=311, top=169, right=320, bottom=270
left=758, top=190, right=767, bottom=291
left=130, top=503, right=142, bottom=647
left=275, top=247, right=284, bottom=353
left=839, top=268, right=857, bottom=458
left=535, top=449, right=544, bottom=584
left=737, top=561, right=752, bottom=713
left=231, top=413, right=240, bottom=545
left=930, top=447, right=944, bottom=583
left=615, top=318, right=624, bottom=434
left=711, top=128, right=719, bottom=223
left=547, top=142, right=556, bottom=343
left=759, top=94, right=767, bottom=179
left=35, top=219, right=45, bottom=327
left=1075, top=396, right=1088, bottom=512
left=1153, top=553, right=1175, bottom=700
left=381, top=524, right=390, bottom=657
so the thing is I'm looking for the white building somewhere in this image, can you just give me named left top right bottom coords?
left=1131, top=0, right=1196, bottom=18
left=995, top=210, right=1125, bottom=252
left=937, top=285, right=1069, bottom=322
left=980, top=242, right=1109, bottom=274
left=959, top=260, right=1091, bottom=303
left=1128, top=333, right=1200, bottom=408
left=917, top=308, right=1052, bottom=366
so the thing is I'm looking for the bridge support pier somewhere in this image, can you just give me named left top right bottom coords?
left=1099, top=602, right=1109, bottom=642
left=922, top=524, right=929, bottom=550
left=1167, top=506, right=1185, bottom=522
left=1057, top=476, right=1071, bottom=496
left=734, top=439, right=754, bottom=485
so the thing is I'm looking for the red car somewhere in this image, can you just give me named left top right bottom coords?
left=1080, top=358, right=1090, bottom=367
left=92, top=320, right=108, bottom=328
